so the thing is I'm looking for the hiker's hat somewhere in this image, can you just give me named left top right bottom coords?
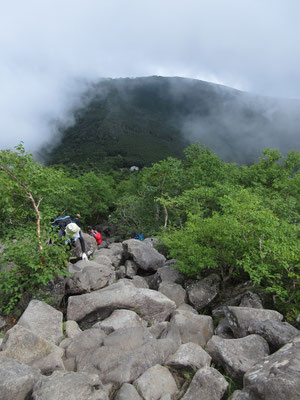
left=66, top=223, right=80, bottom=236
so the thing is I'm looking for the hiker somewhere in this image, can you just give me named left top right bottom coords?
left=87, top=226, right=102, bottom=246
left=73, top=214, right=82, bottom=228
left=130, top=232, right=144, bottom=240
left=65, top=222, right=88, bottom=261
left=53, top=216, right=88, bottom=261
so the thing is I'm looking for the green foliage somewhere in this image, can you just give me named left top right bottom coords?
left=0, top=226, right=68, bottom=315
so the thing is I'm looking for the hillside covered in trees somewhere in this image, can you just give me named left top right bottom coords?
left=42, top=76, right=300, bottom=170
left=1, top=143, right=299, bottom=323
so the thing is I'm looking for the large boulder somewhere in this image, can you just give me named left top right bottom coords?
left=133, top=364, right=178, bottom=400
left=0, top=325, right=64, bottom=374
left=206, top=334, right=269, bottom=382
left=76, top=338, right=178, bottom=385
left=150, top=265, right=185, bottom=289
left=66, top=264, right=114, bottom=294
left=222, top=306, right=283, bottom=337
left=239, top=336, right=300, bottom=400
left=102, top=327, right=154, bottom=351
left=65, top=328, right=106, bottom=359
left=248, top=319, right=300, bottom=351
left=0, top=356, right=41, bottom=400
left=186, top=274, right=221, bottom=311
left=92, top=309, right=147, bottom=334
left=67, top=280, right=176, bottom=326
left=181, top=366, right=228, bottom=400
left=71, top=232, right=97, bottom=259
left=170, top=308, right=214, bottom=347
left=166, top=342, right=211, bottom=371
left=65, top=320, right=82, bottom=339
left=17, top=300, right=63, bottom=345
left=124, top=259, right=138, bottom=278
left=122, top=239, right=166, bottom=271
left=158, top=282, right=187, bottom=307
left=31, top=371, right=108, bottom=400
left=115, top=383, right=142, bottom=400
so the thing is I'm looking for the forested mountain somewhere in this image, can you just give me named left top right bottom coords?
left=43, top=76, right=300, bottom=169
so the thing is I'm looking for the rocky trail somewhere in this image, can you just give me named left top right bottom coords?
left=0, top=235, right=299, bottom=400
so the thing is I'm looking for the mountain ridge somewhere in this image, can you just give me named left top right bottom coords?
left=43, top=76, right=300, bottom=169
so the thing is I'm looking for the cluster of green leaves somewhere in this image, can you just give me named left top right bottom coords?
left=0, top=144, right=116, bottom=314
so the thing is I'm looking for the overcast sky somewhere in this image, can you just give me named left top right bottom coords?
left=1, top=0, right=300, bottom=152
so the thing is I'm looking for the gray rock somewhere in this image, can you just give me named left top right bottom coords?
left=239, top=291, right=263, bottom=309
left=65, top=320, right=82, bottom=339
left=95, top=246, right=123, bottom=267
left=69, top=260, right=99, bottom=273
left=171, top=309, right=214, bottom=347
left=148, top=322, right=169, bottom=338
left=215, top=318, right=235, bottom=339
left=150, top=265, right=184, bottom=289
left=240, top=336, right=300, bottom=400
left=181, top=366, right=228, bottom=400
left=0, top=325, right=64, bottom=371
left=31, top=371, right=108, bottom=400
left=92, top=254, right=112, bottom=267
left=176, top=303, right=198, bottom=314
left=116, top=265, right=126, bottom=279
left=132, top=275, right=149, bottom=288
left=34, top=277, right=66, bottom=309
left=76, top=338, right=178, bottom=385
left=143, top=237, right=159, bottom=247
left=0, top=356, right=40, bottom=400
left=166, top=342, right=211, bottom=371
left=159, top=320, right=182, bottom=349
left=67, top=280, right=176, bottom=326
left=0, top=316, right=7, bottom=330
left=296, top=315, right=300, bottom=329
left=115, top=383, right=142, bottom=400
left=123, top=239, right=166, bottom=271
left=125, top=259, right=138, bottom=278
left=65, top=328, right=106, bottom=359
left=31, top=351, right=65, bottom=375
left=158, top=282, right=187, bottom=307
left=92, top=309, right=147, bottom=334
left=17, top=300, right=63, bottom=345
left=206, top=334, right=269, bottom=381
left=102, top=327, right=154, bottom=351
left=223, top=306, right=284, bottom=337
left=228, top=390, right=251, bottom=400
left=133, top=364, right=178, bottom=400
left=71, top=232, right=97, bottom=259
left=186, top=274, right=221, bottom=311
left=66, top=264, right=114, bottom=294
left=248, top=319, right=300, bottom=350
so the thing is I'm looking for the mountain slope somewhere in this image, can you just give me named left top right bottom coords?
left=43, top=76, right=300, bottom=169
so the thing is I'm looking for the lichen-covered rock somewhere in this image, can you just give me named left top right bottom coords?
left=133, top=364, right=178, bottom=400
left=0, top=357, right=41, bottom=400
left=67, top=280, right=176, bottom=326
left=206, top=334, right=269, bottom=381
left=247, top=319, right=300, bottom=350
left=31, top=371, right=108, bottom=400
left=150, top=265, right=184, bottom=289
left=0, top=325, right=64, bottom=373
left=166, top=342, right=211, bottom=371
left=181, top=366, right=228, bottom=400
left=123, top=239, right=166, bottom=271
left=17, top=300, right=63, bottom=345
left=222, top=306, right=283, bottom=337
left=115, top=383, right=142, bottom=400
left=239, top=336, right=300, bottom=400
left=66, top=264, right=114, bottom=294
left=92, top=309, right=147, bottom=334
left=186, top=274, right=221, bottom=311
left=170, top=308, right=214, bottom=347
left=158, top=282, right=187, bottom=307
